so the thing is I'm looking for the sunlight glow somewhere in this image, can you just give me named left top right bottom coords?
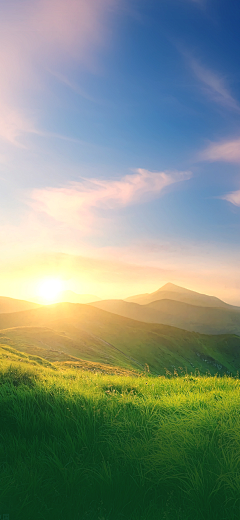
left=37, top=278, right=64, bottom=303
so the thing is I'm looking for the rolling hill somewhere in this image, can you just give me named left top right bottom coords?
left=0, top=296, right=40, bottom=314
left=91, top=297, right=240, bottom=335
left=124, top=282, right=237, bottom=308
left=0, top=302, right=240, bottom=376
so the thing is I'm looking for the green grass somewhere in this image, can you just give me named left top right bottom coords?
left=1, top=345, right=240, bottom=519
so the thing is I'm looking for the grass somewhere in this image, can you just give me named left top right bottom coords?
left=0, top=345, right=240, bottom=519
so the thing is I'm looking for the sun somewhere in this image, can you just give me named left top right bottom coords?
left=38, top=278, right=63, bottom=304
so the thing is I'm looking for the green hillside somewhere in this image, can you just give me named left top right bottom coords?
left=91, top=297, right=240, bottom=335
left=1, top=346, right=240, bottom=519
left=0, top=302, right=240, bottom=375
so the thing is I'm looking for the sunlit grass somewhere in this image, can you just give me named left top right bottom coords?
left=0, top=346, right=240, bottom=519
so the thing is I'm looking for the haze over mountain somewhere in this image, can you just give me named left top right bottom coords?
left=0, top=301, right=240, bottom=376
left=0, top=296, right=40, bottom=314
left=91, top=298, right=240, bottom=335
left=90, top=283, right=240, bottom=335
left=60, top=290, right=101, bottom=304
left=124, top=283, right=233, bottom=308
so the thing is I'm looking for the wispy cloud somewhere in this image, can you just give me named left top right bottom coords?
left=0, top=105, right=35, bottom=147
left=199, top=136, right=240, bottom=208
left=30, top=169, right=192, bottom=229
left=199, top=137, right=240, bottom=163
left=187, top=56, right=240, bottom=112
left=48, top=70, right=99, bottom=103
left=221, top=190, right=240, bottom=207
left=0, top=0, right=117, bottom=146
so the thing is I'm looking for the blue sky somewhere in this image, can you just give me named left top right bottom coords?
left=1, top=0, right=240, bottom=303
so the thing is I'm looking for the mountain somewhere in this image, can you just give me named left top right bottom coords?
left=0, top=302, right=240, bottom=376
left=0, top=296, right=40, bottom=314
left=60, top=290, right=101, bottom=304
left=91, top=298, right=240, bottom=335
left=124, top=282, right=235, bottom=308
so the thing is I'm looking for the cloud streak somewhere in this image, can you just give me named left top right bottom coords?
left=0, top=105, right=36, bottom=147
left=221, top=190, right=240, bottom=207
left=199, top=136, right=240, bottom=208
left=200, top=137, right=240, bottom=163
left=0, top=0, right=117, bottom=146
left=188, top=57, right=240, bottom=112
left=30, top=169, right=192, bottom=229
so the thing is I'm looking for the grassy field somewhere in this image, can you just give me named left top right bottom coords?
left=1, top=345, right=240, bottom=519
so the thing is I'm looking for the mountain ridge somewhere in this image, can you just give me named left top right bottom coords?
left=124, top=282, right=235, bottom=308
left=91, top=297, right=240, bottom=335
left=0, top=296, right=40, bottom=314
left=0, top=301, right=239, bottom=376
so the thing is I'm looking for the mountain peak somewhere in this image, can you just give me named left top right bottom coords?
left=160, top=283, right=181, bottom=291
left=125, top=283, right=230, bottom=308
left=158, top=283, right=192, bottom=294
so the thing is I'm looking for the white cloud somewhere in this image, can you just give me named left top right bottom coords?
left=188, top=57, right=240, bottom=112
left=200, top=137, right=240, bottom=163
left=221, top=190, right=240, bottom=207
left=199, top=137, right=240, bottom=208
left=30, top=168, right=192, bottom=229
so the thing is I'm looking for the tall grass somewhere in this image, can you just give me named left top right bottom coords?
left=0, top=350, right=240, bottom=519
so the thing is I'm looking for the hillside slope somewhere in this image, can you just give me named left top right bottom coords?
left=0, top=302, right=240, bottom=375
left=0, top=296, right=40, bottom=314
left=91, top=298, right=240, bottom=335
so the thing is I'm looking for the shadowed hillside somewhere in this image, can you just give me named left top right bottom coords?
left=91, top=297, right=240, bottom=335
left=0, top=302, right=240, bottom=375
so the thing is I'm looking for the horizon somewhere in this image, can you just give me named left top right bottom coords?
left=1, top=1, right=240, bottom=305
left=0, top=280, right=236, bottom=307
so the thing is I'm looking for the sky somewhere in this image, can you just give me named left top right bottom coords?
left=1, top=0, right=240, bottom=304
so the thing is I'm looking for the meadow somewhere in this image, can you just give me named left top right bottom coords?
left=1, top=344, right=240, bottom=520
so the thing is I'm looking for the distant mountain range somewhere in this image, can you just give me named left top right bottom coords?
left=90, top=282, right=240, bottom=335
left=0, top=302, right=239, bottom=376
left=91, top=298, right=240, bottom=335
left=124, top=282, right=234, bottom=308
left=0, top=292, right=101, bottom=313
left=0, top=283, right=240, bottom=376
left=0, top=296, right=40, bottom=314
left=0, top=284, right=239, bottom=336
